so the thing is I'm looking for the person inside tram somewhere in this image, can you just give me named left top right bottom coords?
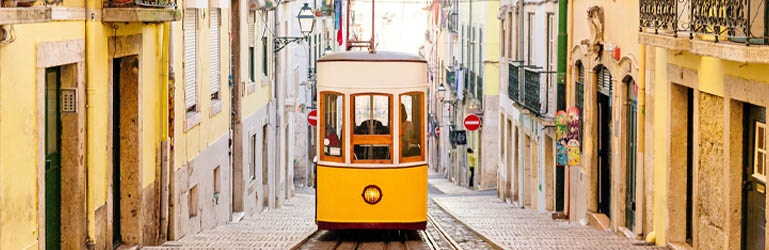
left=324, top=126, right=341, bottom=156
left=401, top=104, right=420, bottom=157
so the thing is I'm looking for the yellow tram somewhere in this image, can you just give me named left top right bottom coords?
left=315, top=51, right=428, bottom=230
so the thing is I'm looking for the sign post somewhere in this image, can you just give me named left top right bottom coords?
left=307, top=109, right=318, bottom=127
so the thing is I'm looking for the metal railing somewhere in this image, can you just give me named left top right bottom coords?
left=508, top=63, right=519, bottom=103
left=523, top=68, right=540, bottom=114
left=108, top=0, right=176, bottom=8
left=640, top=0, right=769, bottom=45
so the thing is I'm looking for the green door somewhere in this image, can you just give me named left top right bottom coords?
left=44, top=67, right=62, bottom=250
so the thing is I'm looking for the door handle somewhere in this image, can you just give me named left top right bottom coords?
left=743, top=180, right=753, bottom=191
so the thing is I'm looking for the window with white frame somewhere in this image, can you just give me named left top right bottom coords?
left=184, top=8, right=199, bottom=115
left=210, top=8, right=221, bottom=102
left=527, top=12, right=534, bottom=64
left=547, top=13, right=555, bottom=85
left=755, top=121, right=767, bottom=182
left=249, top=10, right=256, bottom=83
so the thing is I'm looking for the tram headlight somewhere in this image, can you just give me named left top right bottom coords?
left=361, top=185, right=382, bottom=205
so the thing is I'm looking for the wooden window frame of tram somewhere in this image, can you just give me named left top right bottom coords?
left=350, top=93, right=394, bottom=164
left=319, top=91, right=346, bottom=163
left=399, top=92, right=426, bottom=164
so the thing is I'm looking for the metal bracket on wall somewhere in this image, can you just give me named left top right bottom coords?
left=274, top=37, right=305, bottom=53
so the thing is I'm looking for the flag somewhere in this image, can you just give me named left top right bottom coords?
left=336, top=1, right=343, bottom=46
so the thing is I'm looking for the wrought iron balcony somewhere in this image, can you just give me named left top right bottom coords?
left=640, top=0, right=769, bottom=45
left=108, top=0, right=176, bottom=8
left=522, top=68, right=540, bottom=114
left=103, top=0, right=179, bottom=23
left=508, top=63, right=520, bottom=103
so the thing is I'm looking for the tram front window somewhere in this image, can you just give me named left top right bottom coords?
left=400, top=93, right=423, bottom=160
left=352, top=94, right=392, bottom=162
left=321, top=92, right=344, bottom=161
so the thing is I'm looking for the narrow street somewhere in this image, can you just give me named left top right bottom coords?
left=143, top=170, right=664, bottom=250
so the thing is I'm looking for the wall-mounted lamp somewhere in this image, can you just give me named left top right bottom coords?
left=323, top=46, right=333, bottom=56
left=274, top=3, right=316, bottom=53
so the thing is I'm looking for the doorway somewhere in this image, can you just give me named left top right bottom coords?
left=624, top=77, right=638, bottom=231
left=45, top=67, right=62, bottom=250
left=596, top=66, right=612, bottom=217
left=112, top=55, right=140, bottom=246
left=742, top=104, right=766, bottom=250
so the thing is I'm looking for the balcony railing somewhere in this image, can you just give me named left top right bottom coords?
left=640, top=0, right=769, bottom=45
left=108, top=0, right=176, bottom=8
left=103, top=0, right=179, bottom=23
left=522, top=68, right=540, bottom=114
left=508, top=63, right=519, bottom=103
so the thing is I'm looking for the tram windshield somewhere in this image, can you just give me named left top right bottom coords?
left=321, top=93, right=344, bottom=160
left=352, top=94, right=392, bottom=162
left=400, top=93, right=423, bottom=160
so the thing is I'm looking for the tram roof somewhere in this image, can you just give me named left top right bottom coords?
left=318, top=51, right=426, bottom=63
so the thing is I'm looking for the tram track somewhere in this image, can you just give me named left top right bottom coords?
left=422, top=212, right=462, bottom=250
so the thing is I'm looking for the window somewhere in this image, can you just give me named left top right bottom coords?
left=400, top=93, right=424, bottom=161
left=262, top=37, right=268, bottom=76
left=320, top=92, right=344, bottom=161
left=249, top=134, right=256, bottom=180
left=262, top=125, right=269, bottom=185
left=575, top=61, right=584, bottom=147
left=210, top=8, right=221, bottom=102
left=527, top=12, right=534, bottom=64
left=755, top=122, right=767, bottom=182
left=189, top=185, right=198, bottom=217
left=184, top=8, right=199, bottom=115
left=213, top=166, right=221, bottom=196
left=546, top=13, right=555, bottom=86
left=248, top=10, right=255, bottom=82
left=352, top=94, right=392, bottom=162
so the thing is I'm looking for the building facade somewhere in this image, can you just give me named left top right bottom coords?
left=567, top=0, right=649, bottom=238
left=640, top=0, right=769, bottom=248
left=498, top=0, right=562, bottom=215
left=0, top=0, right=179, bottom=248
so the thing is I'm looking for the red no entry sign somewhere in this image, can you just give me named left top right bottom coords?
left=435, top=127, right=441, bottom=137
left=307, top=109, right=318, bottom=127
left=464, top=114, right=481, bottom=131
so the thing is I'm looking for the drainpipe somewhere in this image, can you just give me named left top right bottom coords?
left=516, top=0, right=524, bottom=208
left=166, top=18, right=177, bottom=240
left=557, top=0, right=567, bottom=111
left=160, top=19, right=174, bottom=242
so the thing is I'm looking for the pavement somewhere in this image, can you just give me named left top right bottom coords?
left=142, top=188, right=317, bottom=250
left=142, top=171, right=666, bottom=250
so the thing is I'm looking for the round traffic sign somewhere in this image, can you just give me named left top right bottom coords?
left=307, top=109, right=318, bottom=126
left=435, top=127, right=441, bottom=137
left=464, top=114, right=481, bottom=131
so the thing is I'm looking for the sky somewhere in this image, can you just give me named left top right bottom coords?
left=349, top=0, right=430, bottom=54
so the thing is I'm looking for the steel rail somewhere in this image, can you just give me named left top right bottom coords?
left=426, top=212, right=463, bottom=250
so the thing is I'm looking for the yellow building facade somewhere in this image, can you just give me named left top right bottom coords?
left=566, top=0, right=650, bottom=238
left=640, top=1, right=769, bottom=248
left=0, top=0, right=178, bottom=249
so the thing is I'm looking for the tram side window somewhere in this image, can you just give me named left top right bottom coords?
left=352, top=94, right=392, bottom=161
left=322, top=93, right=344, bottom=160
left=400, top=93, right=424, bottom=160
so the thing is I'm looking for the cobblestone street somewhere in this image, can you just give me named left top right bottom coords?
left=142, top=171, right=666, bottom=249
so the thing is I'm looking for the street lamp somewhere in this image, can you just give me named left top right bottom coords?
left=323, top=46, right=333, bottom=56
left=437, top=83, right=446, bottom=102
left=274, top=3, right=317, bottom=53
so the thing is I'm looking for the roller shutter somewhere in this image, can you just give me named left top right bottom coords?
left=184, top=9, right=198, bottom=111
left=210, top=8, right=220, bottom=98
